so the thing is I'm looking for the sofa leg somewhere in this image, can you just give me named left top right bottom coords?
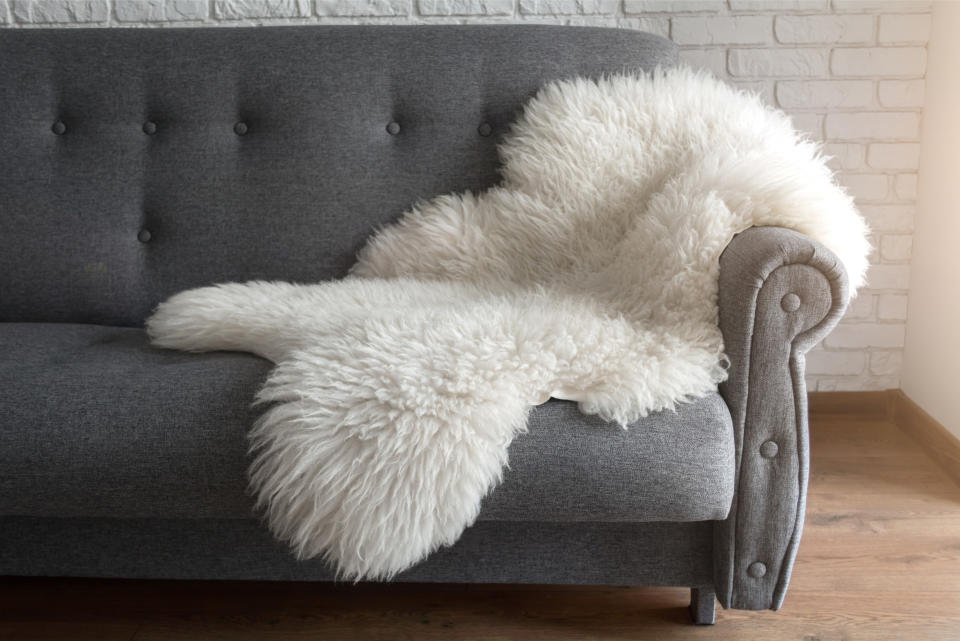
left=689, top=587, right=717, bottom=625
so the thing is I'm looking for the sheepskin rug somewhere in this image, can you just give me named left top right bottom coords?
left=147, top=68, right=870, bottom=581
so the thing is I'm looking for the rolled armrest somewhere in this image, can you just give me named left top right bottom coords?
left=714, top=226, right=850, bottom=610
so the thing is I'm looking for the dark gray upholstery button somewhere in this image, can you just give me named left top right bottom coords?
left=478, top=122, right=492, bottom=137
left=51, top=120, right=67, bottom=135
left=747, top=561, right=767, bottom=578
left=781, top=293, right=801, bottom=312
left=234, top=122, right=248, bottom=136
left=137, top=229, right=152, bottom=243
left=386, top=121, right=400, bottom=135
left=143, top=121, right=157, bottom=135
left=760, top=440, right=779, bottom=458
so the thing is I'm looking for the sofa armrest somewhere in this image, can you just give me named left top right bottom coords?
left=714, top=226, right=850, bottom=611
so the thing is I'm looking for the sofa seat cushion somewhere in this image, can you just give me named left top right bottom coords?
left=0, top=323, right=735, bottom=522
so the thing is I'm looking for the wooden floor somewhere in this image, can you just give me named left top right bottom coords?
left=3, top=411, right=960, bottom=640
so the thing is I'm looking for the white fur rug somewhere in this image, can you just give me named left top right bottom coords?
left=147, top=68, right=870, bottom=581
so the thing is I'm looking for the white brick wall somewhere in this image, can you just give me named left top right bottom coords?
left=775, top=14, right=874, bottom=44
left=2, top=0, right=929, bottom=393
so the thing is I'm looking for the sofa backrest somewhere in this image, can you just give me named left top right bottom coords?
left=0, top=25, right=676, bottom=326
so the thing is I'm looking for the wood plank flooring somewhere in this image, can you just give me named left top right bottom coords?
left=2, top=411, right=959, bottom=640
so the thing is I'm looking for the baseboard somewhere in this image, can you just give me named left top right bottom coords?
left=807, top=390, right=891, bottom=419
left=808, top=389, right=960, bottom=487
left=888, top=390, right=960, bottom=488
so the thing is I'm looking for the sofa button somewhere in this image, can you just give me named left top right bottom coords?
left=137, top=229, right=152, bottom=243
left=781, top=293, right=801, bottom=312
left=51, top=120, right=67, bottom=135
left=760, top=440, right=779, bottom=458
left=234, top=122, right=248, bottom=136
left=143, top=121, right=157, bottom=135
left=747, top=561, right=767, bottom=578
left=478, top=122, right=492, bottom=137
left=386, top=121, right=400, bottom=135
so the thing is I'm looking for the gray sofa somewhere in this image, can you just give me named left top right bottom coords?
left=0, top=25, right=849, bottom=625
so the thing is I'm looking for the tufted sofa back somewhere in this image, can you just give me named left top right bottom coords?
left=0, top=26, right=676, bottom=326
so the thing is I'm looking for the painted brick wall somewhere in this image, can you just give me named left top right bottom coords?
left=2, top=0, right=931, bottom=392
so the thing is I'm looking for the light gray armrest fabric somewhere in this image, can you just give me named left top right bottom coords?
left=714, top=226, right=850, bottom=611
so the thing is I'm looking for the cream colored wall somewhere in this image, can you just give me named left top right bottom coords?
left=901, top=0, right=960, bottom=437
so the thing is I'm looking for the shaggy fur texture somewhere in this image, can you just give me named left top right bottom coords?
left=147, top=68, right=870, bottom=581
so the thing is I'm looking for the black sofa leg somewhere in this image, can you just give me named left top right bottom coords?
left=689, top=587, right=717, bottom=625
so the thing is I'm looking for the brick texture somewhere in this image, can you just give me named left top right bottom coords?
left=831, top=46, right=927, bottom=76
left=825, top=112, right=920, bottom=140
left=878, top=294, right=909, bottom=320
left=878, top=79, right=925, bottom=108
left=625, top=0, right=723, bottom=12
left=894, top=174, right=918, bottom=200
left=316, top=0, right=410, bottom=16
left=729, top=47, right=829, bottom=76
left=672, top=15, right=771, bottom=44
left=419, top=0, right=515, bottom=15
left=519, top=0, right=618, bottom=14
left=878, top=13, right=931, bottom=44
left=823, top=143, right=864, bottom=171
left=13, top=0, right=109, bottom=22
left=867, top=143, right=920, bottom=170
left=775, top=14, right=873, bottom=44
left=216, top=0, right=311, bottom=19
left=859, top=205, right=915, bottom=233
left=2, top=0, right=929, bottom=392
left=776, top=80, right=873, bottom=108
left=879, top=235, right=912, bottom=262
left=117, top=0, right=206, bottom=21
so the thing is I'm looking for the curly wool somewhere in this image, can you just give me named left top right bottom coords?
left=147, top=68, right=870, bottom=581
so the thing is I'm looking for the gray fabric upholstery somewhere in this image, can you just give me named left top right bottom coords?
left=0, top=25, right=676, bottom=326
left=689, top=587, right=718, bottom=625
left=714, top=227, right=849, bottom=611
left=0, top=323, right=734, bottom=523
left=486, top=396, right=734, bottom=522
left=0, top=517, right=714, bottom=587
left=0, top=323, right=271, bottom=519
